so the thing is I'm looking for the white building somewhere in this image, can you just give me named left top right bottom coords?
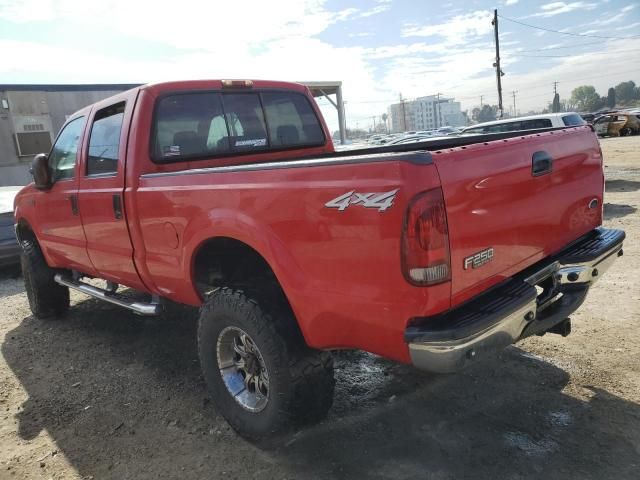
left=388, top=95, right=466, bottom=133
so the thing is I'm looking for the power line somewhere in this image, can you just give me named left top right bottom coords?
left=498, top=14, right=640, bottom=40
left=314, top=68, right=640, bottom=110
left=514, top=48, right=640, bottom=58
left=518, top=40, right=604, bottom=53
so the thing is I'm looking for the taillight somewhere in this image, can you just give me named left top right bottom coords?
left=402, top=188, right=451, bottom=286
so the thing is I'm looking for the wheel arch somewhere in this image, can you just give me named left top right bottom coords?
left=184, top=219, right=310, bottom=341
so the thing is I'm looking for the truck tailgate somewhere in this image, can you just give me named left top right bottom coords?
left=432, top=126, right=603, bottom=305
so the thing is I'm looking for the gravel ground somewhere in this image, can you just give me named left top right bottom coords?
left=1, top=136, right=639, bottom=480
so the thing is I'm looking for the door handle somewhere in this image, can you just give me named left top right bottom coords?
left=532, top=151, right=553, bottom=177
left=112, top=194, right=123, bottom=220
left=67, top=194, right=79, bottom=216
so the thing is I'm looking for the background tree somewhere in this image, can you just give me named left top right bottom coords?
left=472, top=104, right=498, bottom=122
left=551, top=93, right=561, bottom=113
left=569, top=85, right=603, bottom=112
left=381, top=113, right=388, bottom=132
left=607, top=87, right=616, bottom=109
left=614, top=81, right=637, bottom=105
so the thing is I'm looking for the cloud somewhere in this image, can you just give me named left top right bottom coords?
left=503, top=0, right=519, bottom=5
left=621, top=4, right=636, bottom=13
left=529, top=2, right=597, bottom=18
left=360, top=0, right=392, bottom=18
left=401, top=11, right=493, bottom=43
left=617, top=21, right=640, bottom=31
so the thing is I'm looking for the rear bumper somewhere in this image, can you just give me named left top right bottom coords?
left=406, top=227, right=625, bottom=373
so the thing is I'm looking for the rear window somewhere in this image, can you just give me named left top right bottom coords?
left=151, top=90, right=325, bottom=162
left=562, top=114, right=586, bottom=127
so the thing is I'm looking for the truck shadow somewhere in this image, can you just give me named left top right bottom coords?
left=603, top=203, right=637, bottom=220
left=605, top=179, right=640, bottom=193
left=2, top=299, right=639, bottom=479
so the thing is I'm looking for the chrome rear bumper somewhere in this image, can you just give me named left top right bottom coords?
left=406, top=228, right=624, bottom=374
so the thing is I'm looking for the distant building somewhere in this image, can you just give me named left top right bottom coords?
left=0, top=84, right=139, bottom=186
left=388, top=95, right=465, bottom=133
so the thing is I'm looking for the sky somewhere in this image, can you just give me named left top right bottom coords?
left=1, top=0, right=639, bottom=132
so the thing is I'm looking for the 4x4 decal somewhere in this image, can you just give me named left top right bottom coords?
left=325, top=189, right=399, bottom=212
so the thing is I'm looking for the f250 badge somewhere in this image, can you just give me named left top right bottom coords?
left=325, top=189, right=399, bottom=212
left=464, top=247, right=494, bottom=270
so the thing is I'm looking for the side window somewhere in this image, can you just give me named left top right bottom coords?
left=87, top=102, right=125, bottom=175
left=261, top=92, right=325, bottom=147
left=221, top=93, right=268, bottom=152
left=486, top=123, right=511, bottom=133
left=153, top=93, right=229, bottom=161
left=562, top=114, right=585, bottom=126
left=522, top=119, right=552, bottom=129
left=48, top=116, right=85, bottom=181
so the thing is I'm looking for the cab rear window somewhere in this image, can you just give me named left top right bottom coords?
left=151, top=90, right=325, bottom=162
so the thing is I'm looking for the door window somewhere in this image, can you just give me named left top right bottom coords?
left=87, top=102, right=125, bottom=175
left=48, top=116, right=85, bottom=181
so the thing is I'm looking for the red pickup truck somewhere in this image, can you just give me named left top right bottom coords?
left=13, top=80, right=625, bottom=439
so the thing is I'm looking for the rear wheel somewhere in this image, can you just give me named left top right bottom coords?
left=20, top=236, right=69, bottom=319
left=619, top=127, right=632, bottom=137
left=197, top=288, right=334, bottom=440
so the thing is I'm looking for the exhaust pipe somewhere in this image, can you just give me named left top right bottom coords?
left=548, top=318, right=571, bottom=337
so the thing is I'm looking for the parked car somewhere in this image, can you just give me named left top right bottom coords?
left=461, top=112, right=585, bottom=135
left=593, top=113, right=640, bottom=137
left=579, top=113, right=596, bottom=123
left=386, top=134, right=433, bottom=145
left=14, top=79, right=624, bottom=439
left=0, top=187, right=22, bottom=267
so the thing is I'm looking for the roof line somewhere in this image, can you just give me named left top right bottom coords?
left=0, top=84, right=142, bottom=92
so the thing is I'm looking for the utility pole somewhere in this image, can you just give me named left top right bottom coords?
left=480, top=95, right=484, bottom=107
left=371, top=116, right=377, bottom=132
left=511, top=90, right=517, bottom=116
left=435, top=93, right=442, bottom=129
left=553, top=81, right=558, bottom=95
left=492, top=9, right=504, bottom=118
left=399, top=93, right=407, bottom=132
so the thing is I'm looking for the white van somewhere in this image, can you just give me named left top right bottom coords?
left=461, top=112, right=585, bottom=135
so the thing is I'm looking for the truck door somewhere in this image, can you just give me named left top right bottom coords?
left=35, top=115, right=97, bottom=274
left=77, top=93, right=146, bottom=291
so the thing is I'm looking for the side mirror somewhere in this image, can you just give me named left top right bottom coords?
left=31, top=153, right=52, bottom=190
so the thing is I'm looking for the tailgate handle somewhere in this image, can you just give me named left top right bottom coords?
left=532, top=151, right=553, bottom=176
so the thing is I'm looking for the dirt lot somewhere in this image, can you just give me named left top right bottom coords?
left=1, top=136, right=639, bottom=480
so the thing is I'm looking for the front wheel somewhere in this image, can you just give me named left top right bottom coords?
left=20, top=236, right=69, bottom=319
left=197, top=288, right=334, bottom=440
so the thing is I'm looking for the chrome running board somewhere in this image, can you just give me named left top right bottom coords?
left=54, top=274, right=160, bottom=316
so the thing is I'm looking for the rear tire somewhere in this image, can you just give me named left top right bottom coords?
left=20, top=237, right=69, bottom=319
left=619, top=127, right=632, bottom=137
left=197, top=288, right=334, bottom=440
